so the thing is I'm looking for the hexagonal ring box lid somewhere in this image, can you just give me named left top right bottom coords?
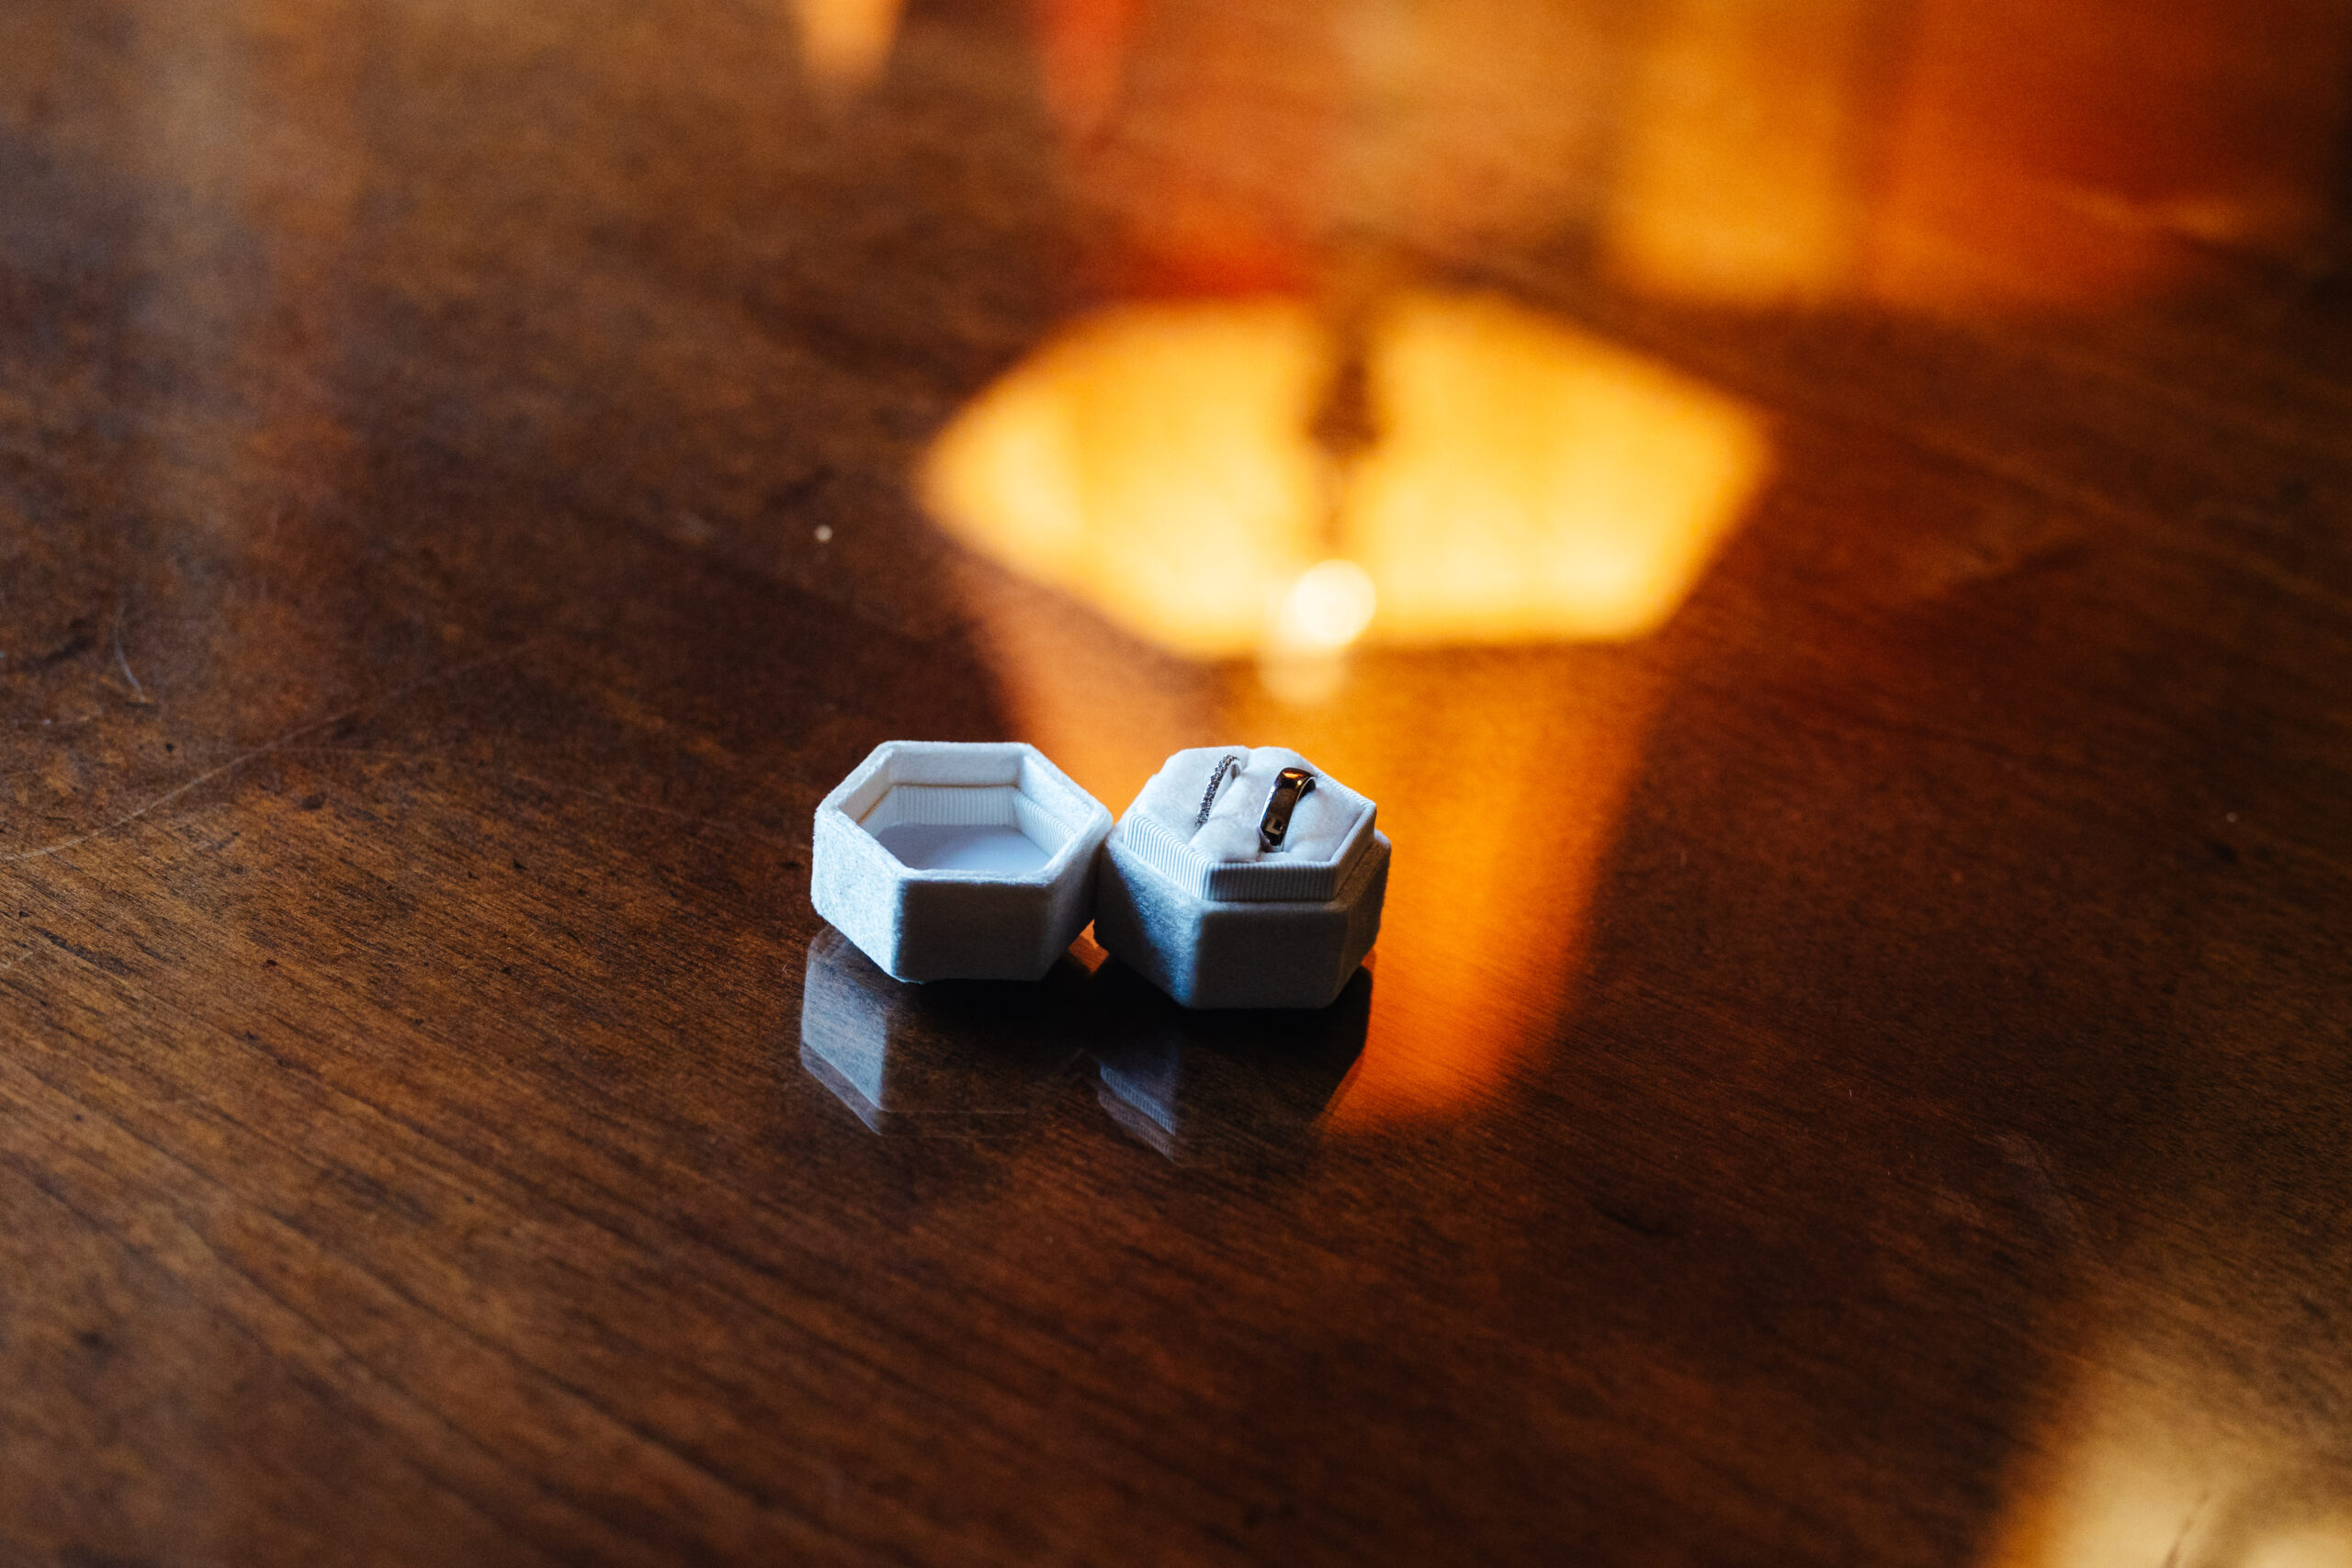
left=811, top=740, right=1114, bottom=983
left=1095, top=745, right=1391, bottom=1010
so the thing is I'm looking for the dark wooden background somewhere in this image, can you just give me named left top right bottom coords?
left=6, top=0, right=2352, bottom=1562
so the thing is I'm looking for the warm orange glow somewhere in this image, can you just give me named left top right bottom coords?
left=1866, top=0, right=2352, bottom=310
left=1589, top=0, right=2342, bottom=312
left=1987, top=1350, right=2352, bottom=1568
left=1324, top=0, right=1616, bottom=258
left=1596, top=0, right=2352, bottom=311
left=1231, top=648, right=1662, bottom=1128
left=929, top=293, right=1755, bottom=1111
left=2249, top=1527, right=2352, bottom=1568
left=1348, top=293, right=1770, bottom=643
left=1273, top=559, right=1378, bottom=651
left=1992, top=1402, right=2239, bottom=1568
left=1601, top=0, right=1881, bottom=304
left=1030, top=0, right=1148, bottom=140
left=924, top=292, right=1769, bottom=655
left=1985, top=1218, right=2352, bottom=1568
left=789, top=0, right=904, bottom=94
left=923, top=300, right=1332, bottom=659
left=950, top=563, right=1667, bottom=1129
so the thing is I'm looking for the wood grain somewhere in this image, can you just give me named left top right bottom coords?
left=4, top=1, right=2351, bottom=1563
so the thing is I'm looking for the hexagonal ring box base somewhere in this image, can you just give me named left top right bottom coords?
left=811, top=740, right=1113, bottom=983
left=1094, top=746, right=1390, bottom=1009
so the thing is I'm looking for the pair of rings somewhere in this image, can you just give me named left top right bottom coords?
left=1196, top=755, right=1317, bottom=852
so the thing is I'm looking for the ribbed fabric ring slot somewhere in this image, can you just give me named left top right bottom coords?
left=1012, top=791, right=1074, bottom=851
left=858, top=782, right=1077, bottom=870
left=866, top=784, right=1022, bottom=830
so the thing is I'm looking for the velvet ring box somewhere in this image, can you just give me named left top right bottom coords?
left=811, top=740, right=1113, bottom=982
left=1094, top=746, right=1390, bottom=1010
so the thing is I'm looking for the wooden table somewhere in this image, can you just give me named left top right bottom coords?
left=6, top=1, right=2350, bottom=1562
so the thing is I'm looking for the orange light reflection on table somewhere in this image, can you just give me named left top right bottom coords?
left=926, top=291, right=1769, bottom=655
left=1866, top=0, right=2352, bottom=310
left=1227, top=648, right=1663, bottom=1128
left=1600, top=0, right=2352, bottom=310
left=1601, top=0, right=1884, bottom=306
left=1351, top=295, right=1770, bottom=643
left=931, top=291, right=1765, bottom=1124
left=1984, top=1272, right=2352, bottom=1568
left=1992, top=1400, right=2352, bottom=1568
left=923, top=301, right=1333, bottom=660
left=788, top=0, right=905, bottom=95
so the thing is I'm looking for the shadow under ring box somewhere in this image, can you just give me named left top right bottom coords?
left=811, top=740, right=1113, bottom=982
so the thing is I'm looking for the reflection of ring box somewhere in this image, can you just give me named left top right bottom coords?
left=1093, top=746, right=1390, bottom=1010
left=1093, top=964, right=1372, bottom=1157
left=798, top=927, right=1089, bottom=1133
left=811, top=740, right=1112, bottom=982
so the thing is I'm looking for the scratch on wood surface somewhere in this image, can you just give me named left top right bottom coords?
left=1996, top=1131, right=2090, bottom=1252
left=0, top=642, right=533, bottom=865
left=171, top=743, right=796, bottom=845
left=2158, top=1490, right=2211, bottom=1568
left=111, top=599, right=153, bottom=706
left=0, top=943, right=39, bottom=979
left=483, top=765, right=794, bottom=844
